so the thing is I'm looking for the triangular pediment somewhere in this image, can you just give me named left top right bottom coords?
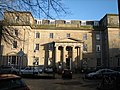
left=7, top=52, right=17, bottom=55
left=41, top=38, right=83, bottom=46
left=55, top=38, right=82, bottom=43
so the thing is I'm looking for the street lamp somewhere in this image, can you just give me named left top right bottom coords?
left=32, top=50, right=36, bottom=75
left=17, top=48, right=24, bottom=75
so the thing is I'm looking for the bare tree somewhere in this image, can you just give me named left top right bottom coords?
left=0, top=0, right=67, bottom=19
left=0, top=0, right=68, bottom=69
left=0, top=0, right=67, bottom=48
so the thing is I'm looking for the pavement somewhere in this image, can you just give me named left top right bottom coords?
left=23, top=73, right=100, bottom=90
left=55, top=73, right=84, bottom=79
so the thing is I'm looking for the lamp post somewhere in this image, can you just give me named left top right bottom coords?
left=33, top=56, right=35, bottom=75
left=33, top=50, right=36, bottom=75
left=17, top=48, right=24, bottom=75
left=52, top=42, right=56, bottom=78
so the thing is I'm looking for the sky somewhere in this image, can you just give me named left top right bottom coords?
left=0, top=0, right=118, bottom=21
left=61, top=0, right=118, bottom=20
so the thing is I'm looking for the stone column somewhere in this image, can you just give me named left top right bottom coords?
left=72, top=46, right=76, bottom=70
left=61, top=46, right=64, bottom=69
left=57, top=47, right=61, bottom=63
left=63, top=46, right=66, bottom=68
left=72, top=46, right=74, bottom=61
left=78, top=47, right=79, bottom=69
left=63, top=46, right=66, bottom=63
left=80, top=45, right=83, bottom=60
left=78, top=46, right=81, bottom=69
left=80, top=45, right=84, bottom=69
left=55, top=46, right=59, bottom=64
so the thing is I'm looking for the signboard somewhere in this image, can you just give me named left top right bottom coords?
left=17, top=49, right=24, bottom=57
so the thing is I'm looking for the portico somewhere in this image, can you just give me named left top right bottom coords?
left=47, top=38, right=83, bottom=70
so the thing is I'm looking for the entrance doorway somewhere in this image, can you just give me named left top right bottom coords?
left=66, top=46, right=72, bottom=69
left=66, top=58, right=70, bottom=69
left=66, top=58, right=72, bottom=69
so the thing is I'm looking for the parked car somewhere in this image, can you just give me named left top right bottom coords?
left=34, top=66, right=43, bottom=74
left=0, top=74, right=30, bottom=90
left=21, top=66, right=40, bottom=76
left=0, top=66, right=18, bottom=74
left=62, top=69, right=72, bottom=79
left=85, top=68, right=120, bottom=79
left=44, top=66, right=53, bottom=74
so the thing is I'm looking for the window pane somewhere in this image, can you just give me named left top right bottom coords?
left=67, top=33, right=70, bottom=38
left=13, top=41, right=17, bottom=48
left=13, top=29, right=18, bottom=36
left=34, top=57, right=39, bottom=65
left=35, top=44, right=39, bottom=50
left=96, top=34, right=100, bottom=40
left=96, top=45, right=100, bottom=52
left=15, top=30, right=18, bottom=36
left=83, top=34, right=87, bottom=40
left=48, top=44, right=53, bottom=50
left=36, top=32, right=40, bottom=38
left=50, top=33, right=53, bottom=38
left=83, top=44, right=87, bottom=52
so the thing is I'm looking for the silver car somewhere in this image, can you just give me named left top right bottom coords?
left=0, top=66, right=18, bottom=74
left=21, top=67, right=40, bottom=75
left=85, top=69, right=120, bottom=79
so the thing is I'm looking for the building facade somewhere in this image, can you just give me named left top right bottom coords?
left=0, top=11, right=120, bottom=71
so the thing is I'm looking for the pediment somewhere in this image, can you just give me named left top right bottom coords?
left=55, top=38, right=82, bottom=43
left=7, top=52, right=17, bottom=55
left=41, top=38, right=83, bottom=46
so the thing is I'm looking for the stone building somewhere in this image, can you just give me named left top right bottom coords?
left=0, top=11, right=119, bottom=71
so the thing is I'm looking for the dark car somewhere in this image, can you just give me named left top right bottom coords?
left=44, top=66, right=53, bottom=74
left=85, top=68, right=120, bottom=79
left=0, top=74, right=30, bottom=90
left=62, top=69, right=72, bottom=79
